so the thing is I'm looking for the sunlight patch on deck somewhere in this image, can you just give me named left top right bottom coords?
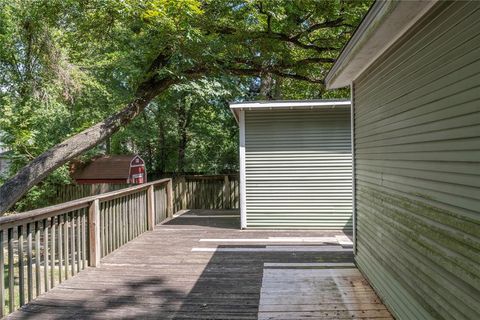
left=258, top=267, right=392, bottom=319
left=191, top=246, right=352, bottom=252
left=199, top=236, right=339, bottom=243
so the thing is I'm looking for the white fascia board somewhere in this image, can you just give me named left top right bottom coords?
left=230, top=100, right=350, bottom=109
left=229, top=100, right=350, bottom=123
left=230, top=99, right=350, bottom=124
left=326, top=0, right=438, bottom=89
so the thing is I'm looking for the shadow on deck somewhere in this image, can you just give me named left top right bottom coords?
left=7, top=210, right=392, bottom=320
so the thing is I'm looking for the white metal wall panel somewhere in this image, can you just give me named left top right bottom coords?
left=244, top=108, right=352, bottom=229
left=354, top=2, right=480, bottom=320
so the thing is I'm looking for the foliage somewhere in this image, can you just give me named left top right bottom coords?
left=0, top=0, right=372, bottom=210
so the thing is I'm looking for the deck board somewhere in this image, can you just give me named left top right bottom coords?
left=7, top=210, right=392, bottom=319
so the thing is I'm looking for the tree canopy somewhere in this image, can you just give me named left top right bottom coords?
left=0, top=0, right=372, bottom=213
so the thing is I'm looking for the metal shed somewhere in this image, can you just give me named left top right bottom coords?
left=326, top=1, right=480, bottom=319
left=230, top=100, right=352, bottom=229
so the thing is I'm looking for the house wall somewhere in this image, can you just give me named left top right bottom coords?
left=353, top=2, right=480, bottom=319
left=244, top=108, right=352, bottom=229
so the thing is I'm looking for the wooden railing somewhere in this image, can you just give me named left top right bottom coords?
left=49, top=174, right=239, bottom=213
left=0, top=178, right=173, bottom=317
left=173, top=174, right=239, bottom=212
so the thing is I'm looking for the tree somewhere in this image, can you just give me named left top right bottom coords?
left=0, top=0, right=371, bottom=213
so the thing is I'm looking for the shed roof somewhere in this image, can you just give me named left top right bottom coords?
left=325, top=1, right=438, bottom=89
left=229, top=99, right=351, bottom=122
left=72, top=155, right=142, bottom=180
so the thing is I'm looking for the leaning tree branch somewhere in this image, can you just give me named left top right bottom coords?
left=0, top=49, right=177, bottom=214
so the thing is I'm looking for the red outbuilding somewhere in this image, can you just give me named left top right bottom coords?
left=72, top=155, right=147, bottom=184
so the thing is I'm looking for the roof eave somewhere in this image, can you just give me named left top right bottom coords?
left=325, top=0, right=438, bottom=89
left=229, top=100, right=351, bottom=124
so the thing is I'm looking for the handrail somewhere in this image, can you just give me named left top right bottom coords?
left=0, top=178, right=173, bottom=317
left=0, top=178, right=171, bottom=230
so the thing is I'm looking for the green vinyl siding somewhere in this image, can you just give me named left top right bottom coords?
left=244, top=108, right=352, bottom=229
left=353, top=2, right=480, bottom=320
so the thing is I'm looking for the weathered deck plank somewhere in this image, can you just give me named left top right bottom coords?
left=7, top=210, right=392, bottom=319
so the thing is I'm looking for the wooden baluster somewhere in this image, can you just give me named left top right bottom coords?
left=18, top=225, right=25, bottom=306
left=128, top=195, right=132, bottom=241
left=110, top=201, right=115, bottom=250
left=117, top=198, right=121, bottom=247
left=117, top=199, right=122, bottom=246
left=121, top=198, right=126, bottom=245
left=58, top=215, right=63, bottom=283
left=35, top=222, right=41, bottom=296
left=122, top=196, right=126, bottom=241
left=131, top=195, right=136, bottom=237
left=63, top=214, right=69, bottom=280
left=144, top=192, right=148, bottom=231
left=139, top=193, right=143, bottom=233
left=110, top=199, right=117, bottom=252
left=139, top=193, right=142, bottom=233
left=81, top=210, right=87, bottom=269
left=43, top=219, right=49, bottom=292
left=147, top=186, right=155, bottom=231
left=103, top=203, right=107, bottom=255
left=100, top=202, right=105, bottom=257
left=141, top=192, right=146, bottom=232
left=50, top=218, right=56, bottom=288
left=167, top=179, right=173, bottom=218
left=107, top=201, right=111, bottom=253
left=76, top=212, right=81, bottom=273
left=70, top=212, right=76, bottom=276
left=133, top=195, right=137, bottom=237
left=120, top=198, right=124, bottom=245
left=162, top=187, right=165, bottom=222
left=112, top=199, right=117, bottom=251
left=26, top=224, right=33, bottom=302
left=140, top=192, right=143, bottom=231
left=0, top=229, right=4, bottom=317
left=113, top=199, right=118, bottom=249
left=8, top=228, right=14, bottom=313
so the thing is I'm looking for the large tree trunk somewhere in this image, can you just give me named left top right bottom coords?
left=0, top=76, right=174, bottom=214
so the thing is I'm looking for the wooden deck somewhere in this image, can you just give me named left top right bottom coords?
left=6, top=210, right=392, bottom=319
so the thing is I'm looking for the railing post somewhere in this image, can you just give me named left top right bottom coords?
left=223, top=175, right=231, bottom=209
left=147, top=185, right=155, bottom=230
left=182, top=177, right=187, bottom=210
left=88, top=199, right=101, bottom=267
left=167, top=179, right=174, bottom=218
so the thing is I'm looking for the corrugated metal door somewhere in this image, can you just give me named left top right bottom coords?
left=244, top=108, right=352, bottom=229
left=354, top=2, right=480, bottom=320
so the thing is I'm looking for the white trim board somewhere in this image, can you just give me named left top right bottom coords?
left=191, top=246, right=352, bottom=252
left=239, top=110, right=247, bottom=229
